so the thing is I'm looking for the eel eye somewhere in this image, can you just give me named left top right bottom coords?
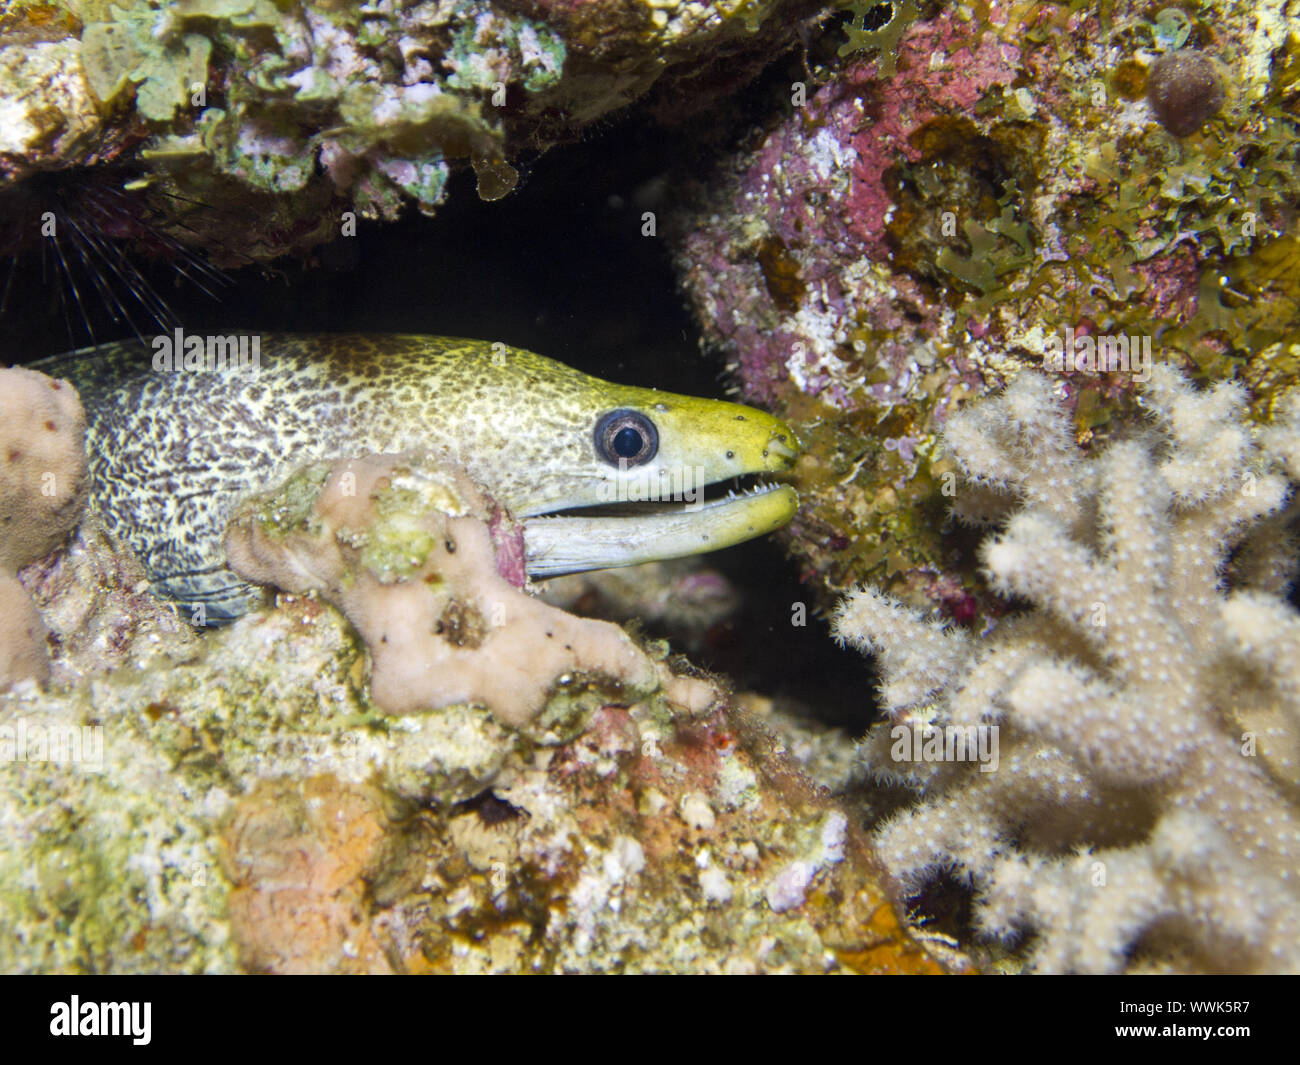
left=595, top=409, right=658, bottom=467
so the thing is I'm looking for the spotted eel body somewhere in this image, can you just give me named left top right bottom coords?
left=33, top=334, right=799, bottom=621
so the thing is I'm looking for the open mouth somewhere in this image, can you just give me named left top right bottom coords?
left=522, top=477, right=799, bottom=577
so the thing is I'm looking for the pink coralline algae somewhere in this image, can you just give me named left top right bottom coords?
left=842, top=26, right=1022, bottom=258
left=680, top=14, right=1020, bottom=406
left=1132, top=246, right=1201, bottom=323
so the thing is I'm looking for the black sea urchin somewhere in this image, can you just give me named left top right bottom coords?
left=0, top=166, right=229, bottom=352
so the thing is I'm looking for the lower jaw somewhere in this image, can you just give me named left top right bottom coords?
left=522, top=484, right=799, bottom=578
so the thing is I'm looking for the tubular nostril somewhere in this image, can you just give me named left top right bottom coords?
left=767, top=436, right=798, bottom=462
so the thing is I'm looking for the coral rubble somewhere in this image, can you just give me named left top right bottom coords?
left=833, top=367, right=1300, bottom=973
left=0, top=596, right=943, bottom=974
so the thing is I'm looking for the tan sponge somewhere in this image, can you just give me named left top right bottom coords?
left=0, top=366, right=89, bottom=684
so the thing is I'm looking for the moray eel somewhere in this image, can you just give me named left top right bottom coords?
left=32, top=334, right=799, bottom=622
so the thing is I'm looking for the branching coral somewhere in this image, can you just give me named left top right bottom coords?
left=833, top=366, right=1300, bottom=973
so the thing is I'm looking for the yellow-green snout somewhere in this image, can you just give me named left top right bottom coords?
left=523, top=383, right=801, bottom=577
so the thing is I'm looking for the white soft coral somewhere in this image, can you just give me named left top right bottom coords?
left=834, top=367, right=1300, bottom=973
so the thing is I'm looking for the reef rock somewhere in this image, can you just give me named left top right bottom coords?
left=0, top=447, right=945, bottom=973
left=0, top=0, right=827, bottom=263
left=672, top=0, right=1300, bottom=616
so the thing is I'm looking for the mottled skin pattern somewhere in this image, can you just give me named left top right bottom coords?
left=33, top=335, right=797, bottom=621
